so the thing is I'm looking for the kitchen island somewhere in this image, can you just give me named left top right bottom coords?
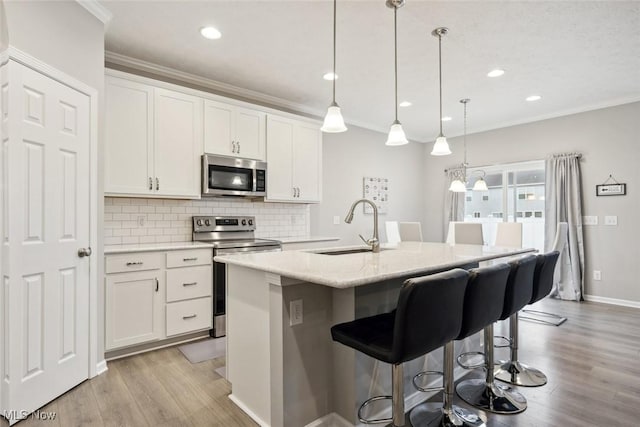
left=215, top=242, right=535, bottom=427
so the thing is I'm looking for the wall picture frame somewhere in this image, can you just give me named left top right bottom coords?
left=596, top=183, right=626, bottom=196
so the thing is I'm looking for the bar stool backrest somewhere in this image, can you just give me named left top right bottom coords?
left=456, top=263, right=511, bottom=340
left=530, top=251, right=560, bottom=304
left=393, top=269, right=469, bottom=363
left=500, top=254, right=537, bottom=321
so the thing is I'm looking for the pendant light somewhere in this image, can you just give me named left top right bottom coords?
left=449, top=98, right=470, bottom=192
left=431, top=27, right=451, bottom=155
left=472, top=171, right=489, bottom=191
left=385, top=0, right=408, bottom=146
left=321, top=0, right=347, bottom=133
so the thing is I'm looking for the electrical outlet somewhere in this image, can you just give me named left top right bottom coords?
left=137, top=215, right=145, bottom=227
left=604, top=216, right=618, bottom=226
left=583, top=216, right=598, bottom=226
left=290, top=299, right=303, bottom=326
left=593, top=270, right=601, bottom=281
left=333, top=215, right=341, bottom=225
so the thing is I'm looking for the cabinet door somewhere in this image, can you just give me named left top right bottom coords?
left=105, top=270, right=164, bottom=350
left=266, top=116, right=295, bottom=201
left=105, top=76, right=154, bottom=195
left=203, top=99, right=235, bottom=156
left=293, top=123, right=322, bottom=202
left=154, top=88, right=203, bottom=198
left=235, top=106, right=266, bottom=160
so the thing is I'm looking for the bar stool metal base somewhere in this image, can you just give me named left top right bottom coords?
left=494, top=360, right=547, bottom=387
left=410, top=402, right=487, bottom=427
left=455, top=379, right=527, bottom=414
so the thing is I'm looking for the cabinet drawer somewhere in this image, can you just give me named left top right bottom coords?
left=166, top=265, right=212, bottom=302
left=106, top=252, right=163, bottom=274
left=166, top=249, right=212, bottom=268
left=166, top=297, right=212, bottom=337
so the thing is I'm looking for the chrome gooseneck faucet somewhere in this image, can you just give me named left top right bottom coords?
left=344, top=199, right=380, bottom=253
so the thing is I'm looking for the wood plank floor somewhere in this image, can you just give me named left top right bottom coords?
left=2, top=298, right=640, bottom=426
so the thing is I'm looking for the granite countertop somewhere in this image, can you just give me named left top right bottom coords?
left=214, top=241, right=536, bottom=289
left=277, top=236, right=340, bottom=244
left=104, top=241, right=215, bottom=254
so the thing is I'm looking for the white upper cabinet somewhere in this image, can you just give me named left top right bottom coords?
left=105, top=75, right=203, bottom=198
left=266, top=115, right=322, bottom=203
left=204, top=99, right=265, bottom=160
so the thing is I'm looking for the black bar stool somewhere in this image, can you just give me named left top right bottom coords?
left=455, top=254, right=537, bottom=414
left=410, top=263, right=512, bottom=427
left=494, top=251, right=560, bottom=387
left=331, top=269, right=469, bottom=426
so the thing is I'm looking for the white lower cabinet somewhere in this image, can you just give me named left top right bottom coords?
left=105, top=248, right=213, bottom=353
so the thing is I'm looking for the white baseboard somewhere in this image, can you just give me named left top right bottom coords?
left=305, top=412, right=353, bottom=427
left=583, top=294, right=640, bottom=309
left=228, top=394, right=269, bottom=427
left=95, top=360, right=108, bottom=376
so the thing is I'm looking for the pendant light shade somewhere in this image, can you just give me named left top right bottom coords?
left=321, top=102, right=347, bottom=133
left=449, top=178, right=467, bottom=192
left=385, top=0, right=408, bottom=146
left=322, top=0, right=347, bottom=133
left=431, top=27, right=451, bottom=156
left=473, top=175, right=489, bottom=191
left=386, top=120, right=409, bottom=146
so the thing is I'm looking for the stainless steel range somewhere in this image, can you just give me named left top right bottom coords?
left=192, top=215, right=281, bottom=337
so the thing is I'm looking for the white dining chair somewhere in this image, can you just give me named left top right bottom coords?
left=494, top=222, right=523, bottom=248
left=385, top=221, right=401, bottom=244
left=453, top=223, right=484, bottom=245
left=398, top=222, right=423, bottom=242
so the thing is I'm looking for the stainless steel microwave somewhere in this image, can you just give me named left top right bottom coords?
left=202, top=154, right=267, bottom=197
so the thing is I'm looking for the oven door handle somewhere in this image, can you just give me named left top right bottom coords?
left=215, top=246, right=282, bottom=256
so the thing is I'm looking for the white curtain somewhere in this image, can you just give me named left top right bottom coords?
left=443, top=168, right=465, bottom=242
left=545, top=153, right=584, bottom=301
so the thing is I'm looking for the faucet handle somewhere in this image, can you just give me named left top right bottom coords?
left=358, top=234, right=370, bottom=245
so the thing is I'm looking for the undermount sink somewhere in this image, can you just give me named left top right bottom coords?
left=316, top=248, right=390, bottom=255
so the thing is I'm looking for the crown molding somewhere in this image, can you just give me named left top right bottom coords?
left=76, top=0, right=113, bottom=26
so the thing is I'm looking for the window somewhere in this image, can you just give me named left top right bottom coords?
left=464, top=160, right=545, bottom=252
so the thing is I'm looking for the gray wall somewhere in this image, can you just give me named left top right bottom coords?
left=4, top=0, right=106, bottom=358
left=423, top=102, right=640, bottom=303
left=310, top=125, right=427, bottom=245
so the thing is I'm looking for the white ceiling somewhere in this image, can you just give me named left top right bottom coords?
left=103, top=0, right=640, bottom=143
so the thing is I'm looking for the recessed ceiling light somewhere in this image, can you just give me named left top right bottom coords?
left=200, top=26, right=222, bottom=40
left=526, top=95, right=542, bottom=102
left=487, top=69, right=505, bottom=77
left=441, top=116, right=452, bottom=122
left=399, top=101, right=412, bottom=107
left=323, top=72, right=338, bottom=81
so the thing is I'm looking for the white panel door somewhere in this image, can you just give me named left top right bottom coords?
left=104, top=76, right=153, bottom=195
left=265, top=116, right=294, bottom=201
left=203, top=99, right=235, bottom=156
left=293, top=123, right=322, bottom=202
left=154, top=88, right=202, bottom=198
left=7, top=61, right=90, bottom=420
left=234, top=106, right=265, bottom=160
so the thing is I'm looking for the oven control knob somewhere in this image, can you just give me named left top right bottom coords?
left=196, top=219, right=203, bottom=226
left=204, top=219, right=211, bottom=226
left=248, top=219, right=253, bottom=226
left=241, top=219, right=247, bottom=226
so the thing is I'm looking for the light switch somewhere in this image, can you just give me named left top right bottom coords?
left=333, top=215, right=341, bottom=225
left=604, top=216, right=618, bottom=226
left=290, top=299, right=303, bottom=326
left=582, top=216, right=598, bottom=226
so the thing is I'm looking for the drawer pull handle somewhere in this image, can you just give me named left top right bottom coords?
left=183, top=314, right=197, bottom=320
left=183, top=282, right=198, bottom=287
left=126, top=261, right=143, bottom=266
left=183, top=257, right=198, bottom=262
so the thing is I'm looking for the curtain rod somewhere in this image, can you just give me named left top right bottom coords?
left=443, top=153, right=583, bottom=173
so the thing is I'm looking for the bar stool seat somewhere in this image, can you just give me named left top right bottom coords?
left=494, top=251, right=560, bottom=386
left=331, top=269, right=469, bottom=426
left=410, top=263, right=512, bottom=427
left=456, top=254, right=537, bottom=415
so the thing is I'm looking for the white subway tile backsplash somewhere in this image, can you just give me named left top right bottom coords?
left=104, top=197, right=310, bottom=245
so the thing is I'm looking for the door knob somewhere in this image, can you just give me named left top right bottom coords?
left=78, top=247, right=92, bottom=258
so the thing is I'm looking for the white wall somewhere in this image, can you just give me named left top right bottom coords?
left=423, top=102, right=640, bottom=303
left=3, top=0, right=106, bottom=358
left=310, top=125, right=427, bottom=244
